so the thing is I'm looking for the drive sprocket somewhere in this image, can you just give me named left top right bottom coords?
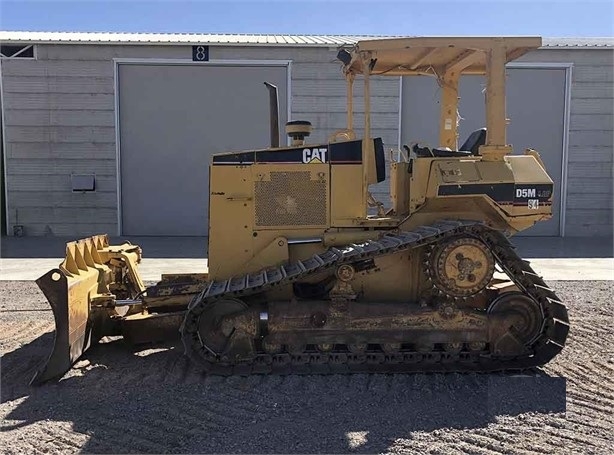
left=428, top=236, right=495, bottom=297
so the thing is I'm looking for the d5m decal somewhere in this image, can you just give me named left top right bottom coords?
left=516, top=188, right=536, bottom=198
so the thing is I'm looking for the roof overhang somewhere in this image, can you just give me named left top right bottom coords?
left=341, top=37, right=543, bottom=76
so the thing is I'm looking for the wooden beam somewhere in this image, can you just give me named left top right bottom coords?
left=356, top=36, right=542, bottom=53
left=505, top=47, right=529, bottom=64
left=408, top=47, right=436, bottom=70
left=371, top=67, right=486, bottom=77
left=445, top=49, right=484, bottom=73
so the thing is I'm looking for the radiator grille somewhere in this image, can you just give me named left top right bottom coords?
left=255, top=171, right=327, bottom=227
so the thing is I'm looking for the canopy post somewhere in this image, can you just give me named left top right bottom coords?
left=362, top=55, right=372, bottom=217
left=364, top=62, right=371, bottom=141
left=481, top=43, right=511, bottom=160
left=486, top=45, right=507, bottom=146
left=438, top=71, right=460, bottom=149
left=346, top=73, right=354, bottom=130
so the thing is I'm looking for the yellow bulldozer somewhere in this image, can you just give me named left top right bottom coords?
left=32, top=36, right=569, bottom=384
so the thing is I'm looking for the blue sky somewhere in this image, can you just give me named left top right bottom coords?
left=0, top=0, right=612, bottom=36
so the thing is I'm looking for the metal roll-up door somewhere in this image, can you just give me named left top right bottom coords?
left=118, top=63, right=288, bottom=236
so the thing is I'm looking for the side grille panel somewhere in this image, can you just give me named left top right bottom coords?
left=255, top=171, right=327, bottom=227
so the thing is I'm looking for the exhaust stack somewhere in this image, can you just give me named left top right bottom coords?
left=264, top=82, right=280, bottom=148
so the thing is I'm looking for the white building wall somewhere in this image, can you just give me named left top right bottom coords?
left=1, top=43, right=398, bottom=236
left=517, top=49, right=613, bottom=236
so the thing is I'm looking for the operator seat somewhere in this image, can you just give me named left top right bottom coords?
left=458, top=128, right=487, bottom=155
left=410, top=128, right=487, bottom=158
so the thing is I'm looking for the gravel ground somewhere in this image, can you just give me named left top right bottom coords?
left=1, top=280, right=613, bottom=454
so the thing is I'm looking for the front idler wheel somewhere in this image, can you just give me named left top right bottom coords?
left=196, top=298, right=254, bottom=362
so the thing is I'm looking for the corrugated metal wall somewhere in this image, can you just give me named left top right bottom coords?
left=2, top=45, right=118, bottom=236
left=517, top=49, right=613, bottom=236
left=1, top=44, right=612, bottom=236
left=0, top=44, right=398, bottom=236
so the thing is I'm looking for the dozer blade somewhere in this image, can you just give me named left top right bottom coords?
left=31, top=235, right=145, bottom=385
left=31, top=268, right=95, bottom=385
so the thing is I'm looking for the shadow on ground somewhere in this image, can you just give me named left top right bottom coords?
left=2, top=332, right=567, bottom=454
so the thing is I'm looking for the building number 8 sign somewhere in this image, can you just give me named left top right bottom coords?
left=192, top=45, right=210, bottom=61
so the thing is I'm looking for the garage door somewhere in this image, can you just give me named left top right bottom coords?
left=118, top=63, right=288, bottom=236
left=400, top=67, right=567, bottom=236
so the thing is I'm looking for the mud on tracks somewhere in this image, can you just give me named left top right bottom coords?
left=1, top=281, right=612, bottom=454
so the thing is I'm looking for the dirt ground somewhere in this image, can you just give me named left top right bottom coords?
left=1, top=281, right=612, bottom=454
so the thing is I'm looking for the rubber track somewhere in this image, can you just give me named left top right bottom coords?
left=180, top=220, right=570, bottom=374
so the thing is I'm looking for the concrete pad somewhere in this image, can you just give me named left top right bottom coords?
left=0, top=258, right=208, bottom=281
left=1, top=257, right=612, bottom=281
left=1, top=258, right=61, bottom=281
left=0, top=236, right=208, bottom=259
left=525, top=258, right=613, bottom=281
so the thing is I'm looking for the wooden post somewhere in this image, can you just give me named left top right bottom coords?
left=438, top=71, right=460, bottom=149
left=346, top=73, right=354, bottom=130
left=362, top=57, right=371, bottom=217
left=485, top=45, right=507, bottom=146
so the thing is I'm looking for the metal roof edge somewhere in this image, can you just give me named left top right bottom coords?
left=0, top=31, right=612, bottom=48
left=542, top=37, right=614, bottom=48
left=0, top=31, right=366, bottom=47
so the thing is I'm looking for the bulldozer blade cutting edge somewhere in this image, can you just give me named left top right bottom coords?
left=31, top=268, right=95, bottom=385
